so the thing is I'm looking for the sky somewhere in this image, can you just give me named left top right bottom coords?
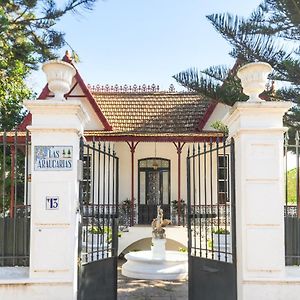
left=28, top=0, right=262, bottom=94
left=28, top=0, right=297, bottom=169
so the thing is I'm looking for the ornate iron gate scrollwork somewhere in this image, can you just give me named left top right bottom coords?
left=187, top=137, right=237, bottom=300
left=78, top=138, right=119, bottom=300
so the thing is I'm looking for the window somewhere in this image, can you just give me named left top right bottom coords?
left=138, top=158, right=170, bottom=206
left=218, top=155, right=229, bottom=204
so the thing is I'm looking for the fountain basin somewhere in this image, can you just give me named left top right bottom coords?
left=122, top=250, right=188, bottom=280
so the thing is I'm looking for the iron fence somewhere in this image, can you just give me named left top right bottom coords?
left=78, top=139, right=119, bottom=300
left=187, top=138, right=236, bottom=263
left=187, top=138, right=237, bottom=300
left=79, top=139, right=119, bottom=264
left=0, top=130, right=30, bottom=266
left=81, top=203, right=132, bottom=230
left=284, top=133, right=300, bottom=265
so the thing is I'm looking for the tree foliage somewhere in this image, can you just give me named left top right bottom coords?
left=0, top=0, right=97, bottom=130
left=0, top=146, right=26, bottom=215
left=174, top=0, right=300, bottom=134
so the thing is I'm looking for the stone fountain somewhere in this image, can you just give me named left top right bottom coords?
left=121, top=206, right=188, bottom=280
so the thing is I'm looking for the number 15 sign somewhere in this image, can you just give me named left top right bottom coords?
left=46, top=196, right=59, bottom=210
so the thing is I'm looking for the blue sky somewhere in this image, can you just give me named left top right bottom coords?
left=29, top=0, right=262, bottom=93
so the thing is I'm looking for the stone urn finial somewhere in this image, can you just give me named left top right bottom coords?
left=237, top=62, right=272, bottom=102
left=42, top=60, right=76, bottom=101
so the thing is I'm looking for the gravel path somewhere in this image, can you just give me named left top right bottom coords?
left=117, top=259, right=188, bottom=300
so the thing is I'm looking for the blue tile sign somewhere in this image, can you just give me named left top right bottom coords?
left=34, top=146, right=73, bottom=171
left=46, top=196, right=59, bottom=210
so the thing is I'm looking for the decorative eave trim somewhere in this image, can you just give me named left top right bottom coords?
left=0, top=130, right=224, bottom=143
left=37, top=84, right=50, bottom=99
left=17, top=113, right=32, bottom=131
left=74, top=71, right=112, bottom=131
left=83, top=131, right=223, bottom=142
left=197, top=100, right=218, bottom=131
left=84, top=135, right=221, bottom=143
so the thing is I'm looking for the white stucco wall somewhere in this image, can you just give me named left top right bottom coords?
left=69, top=83, right=105, bottom=131
left=43, top=79, right=105, bottom=131
left=118, top=226, right=187, bottom=255
left=114, top=141, right=225, bottom=206
left=115, top=141, right=189, bottom=205
left=0, top=279, right=74, bottom=300
left=203, top=103, right=231, bottom=131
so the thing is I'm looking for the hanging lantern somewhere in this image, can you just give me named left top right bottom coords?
left=152, top=160, right=159, bottom=170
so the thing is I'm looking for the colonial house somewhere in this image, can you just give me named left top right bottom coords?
left=29, top=57, right=228, bottom=206
left=4, top=54, right=232, bottom=255
left=1, top=55, right=299, bottom=300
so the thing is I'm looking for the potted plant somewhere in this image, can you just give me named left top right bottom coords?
left=121, top=198, right=131, bottom=213
left=171, top=199, right=186, bottom=224
left=87, top=226, right=104, bottom=246
left=119, top=198, right=132, bottom=228
left=212, top=228, right=231, bottom=254
left=87, top=226, right=122, bottom=246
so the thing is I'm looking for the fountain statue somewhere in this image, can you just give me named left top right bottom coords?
left=151, top=206, right=171, bottom=238
left=151, top=206, right=171, bottom=259
left=121, top=206, right=188, bottom=280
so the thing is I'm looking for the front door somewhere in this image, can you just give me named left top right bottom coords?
left=138, top=158, right=170, bottom=224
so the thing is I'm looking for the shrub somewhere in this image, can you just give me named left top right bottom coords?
left=212, top=228, right=230, bottom=234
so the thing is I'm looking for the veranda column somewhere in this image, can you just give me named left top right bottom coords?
left=223, top=62, right=292, bottom=300
left=24, top=60, right=89, bottom=300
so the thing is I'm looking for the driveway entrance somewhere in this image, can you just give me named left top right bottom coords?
left=77, top=138, right=237, bottom=300
left=186, top=138, right=237, bottom=300
left=78, top=139, right=119, bottom=300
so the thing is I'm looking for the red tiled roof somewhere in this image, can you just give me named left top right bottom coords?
left=17, top=53, right=217, bottom=136
left=92, top=92, right=214, bottom=134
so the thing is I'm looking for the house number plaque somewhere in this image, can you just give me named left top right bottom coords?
left=46, top=196, right=59, bottom=210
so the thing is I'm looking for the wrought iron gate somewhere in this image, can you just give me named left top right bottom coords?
left=78, top=138, right=119, bottom=300
left=187, top=138, right=237, bottom=300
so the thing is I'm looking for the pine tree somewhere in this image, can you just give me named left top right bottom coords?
left=173, top=0, right=300, bottom=135
left=0, top=0, right=97, bottom=130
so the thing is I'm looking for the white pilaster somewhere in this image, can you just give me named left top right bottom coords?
left=224, top=101, right=292, bottom=299
left=24, top=99, right=89, bottom=299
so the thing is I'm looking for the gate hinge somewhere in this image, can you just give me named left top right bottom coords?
left=77, top=257, right=82, bottom=266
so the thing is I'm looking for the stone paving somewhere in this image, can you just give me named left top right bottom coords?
left=117, top=259, right=188, bottom=300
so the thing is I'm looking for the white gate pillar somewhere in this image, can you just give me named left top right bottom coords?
left=24, top=61, right=89, bottom=300
left=224, top=62, right=297, bottom=300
